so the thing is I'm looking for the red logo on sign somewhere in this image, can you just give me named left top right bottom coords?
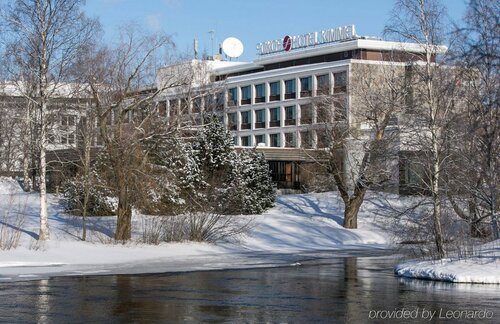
left=283, top=35, right=292, bottom=51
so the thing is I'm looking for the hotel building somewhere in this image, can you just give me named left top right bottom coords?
left=157, top=25, right=441, bottom=192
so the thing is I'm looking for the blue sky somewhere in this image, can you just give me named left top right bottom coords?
left=84, top=0, right=468, bottom=62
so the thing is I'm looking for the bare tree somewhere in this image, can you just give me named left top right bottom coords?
left=312, top=62, right=408, bottom=228
left=83, top=27, right=185, bottom=241
left=385, top=0, right=459, bottom=258
left=0, top=0, right=98, bottom=240
left=447, top=0, right=499, bottom=239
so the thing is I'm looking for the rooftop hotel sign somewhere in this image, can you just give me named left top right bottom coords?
left=256, top=25, right=357, bottom=55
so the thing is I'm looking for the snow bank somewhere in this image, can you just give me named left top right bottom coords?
left=0, top=177, right=22, bottom=194
left=395, top=240, right=500, bottom=284
left=0, top=182, right=394, bottom=281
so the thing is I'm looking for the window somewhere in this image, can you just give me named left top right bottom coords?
left=269, top=107, right=280, bottom=127
left=300, top=131, right=313, bottom=149
left=192, top=97, right=202, bottom=114
left=61, top=115, right=76, bottom=126
left=317, top=74, right=330, bottom=95
left=241, top=136, right=251, bottom=147
left=158, top=101, right=167, bottom=116
left=215, top=92, right=224, bottom=110
left=241, top=111, right=251, bottom=129
left=334, top=94, right=347, bottom=121
left=67, top=133, right=75, bottom=145
left=227, top=112, right=237, bottom=130
left=48, top=132, right=57, bottom=144
left=285, top=105, right=296, bottom=126
left=255, top=134, right=266, bottom=146
left=255, top=109, right=266, bottom=128
left=228, top=88, right=237, bottom=106
left=317, top=102, right=332, bottom=123
left=180, top=98, right=189, bottom=114
left=300, top=76, right=312, bottom=97
left=285, top=132, right=296, bottom=147
left=203, top=95, right=211, bottom=110
left=316, top=131, right=330, bottom=148
left=270, top=133, right=280, bottom=147
left=269, top=81, right=280, bottom=101
left=334, top=71, right=347, bottom=93
left=232, top=136, right=238, bottom=146
left=241, top=86, right=251, bottom=105
left=300, top=104, right=312, bottom=124
left=284, top=79, right=296, bottom=99
left=169, top=99, right=178, bottom=116
left=255, top=84, right=265, bottom=103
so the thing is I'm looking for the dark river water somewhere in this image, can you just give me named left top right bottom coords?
left=0, top=255, right=498, bottom=323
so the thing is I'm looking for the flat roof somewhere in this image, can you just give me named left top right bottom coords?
left=213, top=38, right=447, bottom=76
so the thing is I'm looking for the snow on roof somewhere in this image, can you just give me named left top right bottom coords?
left=0, top=81, right=91, bottom=98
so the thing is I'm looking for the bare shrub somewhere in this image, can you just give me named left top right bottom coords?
left=28, top=237, right=46, bottom=251
left=187, top=212, right=252, bottom=243
left=162, top=216, right=188, bottom=242
left=139, top=212, right=253, bottom=244
left=141, top=216, right=169, bottom=245
left=0, top=193, right=26, bottom=250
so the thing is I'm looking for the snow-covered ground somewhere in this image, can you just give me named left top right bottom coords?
left=0, top=177, right=394, bottom=281
left=395, top=240, right=500, bottom=284
left=3, top=177, right=498, bottom=284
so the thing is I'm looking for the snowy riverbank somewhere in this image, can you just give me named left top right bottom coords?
left=0, top=177, right=393, bottom=281
left=394, top=240, right=500, bottom=284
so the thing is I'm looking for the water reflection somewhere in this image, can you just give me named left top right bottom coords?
left=36, top=279, right=50, bottom=324
left=0, top=256, right=498, bottom=323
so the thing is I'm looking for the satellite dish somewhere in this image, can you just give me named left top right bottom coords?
left=222, top=37, right=244, bottom=58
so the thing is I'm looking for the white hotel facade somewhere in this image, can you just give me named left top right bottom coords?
left=157, top=25, right=437, bottom=192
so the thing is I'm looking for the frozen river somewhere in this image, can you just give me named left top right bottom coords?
left=0, top=253, right=498, bottom=323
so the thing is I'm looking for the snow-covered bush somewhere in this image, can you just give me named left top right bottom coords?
left=192, top=119, right=275, bottom=214
left=136, top=120, right=275, bottom=216
left=140, top=137, right=204, bottom=215
left=62, top=171, right=115, bottom=216
left=223, top=150, right=276, bottom=214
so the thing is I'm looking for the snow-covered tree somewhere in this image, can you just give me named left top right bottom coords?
left=62, top=169, right=115, bottom=217
left=224, top=150, right=275, bottom=214
left=192, top=119, right=275, bottom=214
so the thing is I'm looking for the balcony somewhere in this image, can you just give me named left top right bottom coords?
left=241, top=123, right=251, bottom=130
left=269, top=120, right=280, bottom=127
left=285, top=119, right=296, bottom=126
left=241, top=98, right=251, bottom=105
left=255, top=96, right=265, bottom=103
left=269, top=94, right=280, bottom=102
left=255, top=122, right=266, bottom=129
left=300, top=90, right=312, bottom=97
left=284, top=92, right=296, bottom=99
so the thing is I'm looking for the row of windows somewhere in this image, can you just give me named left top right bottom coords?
left=227, top=71, right=347, bottom=107
left=233, top=130, right=334, bottom=149
left=47, top=132, right=76, bottom=145
left=161, top=71, right=347, bottom=117
left=226, top=98, right=347, bottom=131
